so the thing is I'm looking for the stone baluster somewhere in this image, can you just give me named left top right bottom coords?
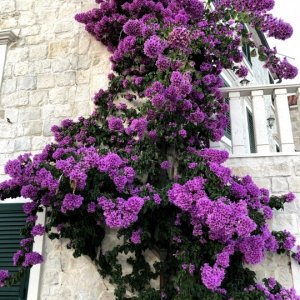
left=274, top=88, right=295, bottom=152
left=251, top=90, right=270, bottom=153
left=229, top=91, right=246, bottom=154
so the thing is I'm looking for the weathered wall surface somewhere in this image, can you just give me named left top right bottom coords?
left=227, top=154, right=300, bottom=292
left=0, top=0, right=111, bottom=183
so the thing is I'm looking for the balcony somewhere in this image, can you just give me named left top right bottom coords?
left=213, top=83, right=300, bottom=291
left=216, top=83, right=300, bottom=155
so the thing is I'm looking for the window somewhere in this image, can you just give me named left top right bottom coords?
left=242, top=43, right=252, bottom=66
left=241, top=25, right=252, bottom=66
left=246, top=108, right=256, bottom=153
left=0, top=203, right=30, bottom=300
left=222, top=79, right=232, bottom=140
left=0, top=31, right=17, bottom=89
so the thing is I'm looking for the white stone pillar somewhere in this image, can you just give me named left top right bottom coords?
left=251, top=90, right=269, bottom=153
left=274, top=88, right=295, bottom=152
left=297, top=88, right=300, bottom=121
left=229, top=91, right=246, bottom=154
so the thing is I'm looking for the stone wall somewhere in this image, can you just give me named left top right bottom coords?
left=0, top=0, right=111, bottom=183
left=0, top=1, right=114, bottom=299
left=290, top=106, right=300, bottom=151
left=227, top=153, right=300, bottom=293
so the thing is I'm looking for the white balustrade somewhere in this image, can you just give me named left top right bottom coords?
left=219, top=83, right=300, bottom=155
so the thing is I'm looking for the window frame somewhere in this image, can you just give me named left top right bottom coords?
left=0, top=30, right=17, bottom=92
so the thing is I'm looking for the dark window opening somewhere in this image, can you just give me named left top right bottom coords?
left=247, top=108, right=256, bottom=153
left=269, top=73, right=276, bottom=105
left=221, top=79, right=232, bottom=140
left=276, top=144, right=281, bottom=152
left=242, top=43, right=252, bottom=66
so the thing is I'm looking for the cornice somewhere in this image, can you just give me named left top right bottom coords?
left=0, top=30, right=18, bottom=45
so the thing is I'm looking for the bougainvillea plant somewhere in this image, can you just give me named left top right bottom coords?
left=0, top=0, right=300, bottom=299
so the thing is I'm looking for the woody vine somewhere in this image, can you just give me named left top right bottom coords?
left=1, top=0, right=300, bottom=299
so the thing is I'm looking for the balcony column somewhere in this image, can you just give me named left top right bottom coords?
left=297, top=88, right=300, bottom=120
left=229, top=91, right=246, bottom=154
left=274, top=88, right=295, bottom=152
left=251, top=90, right=270, bottom=153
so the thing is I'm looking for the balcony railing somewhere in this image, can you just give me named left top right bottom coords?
left=217, top=83, right=300, bottom=155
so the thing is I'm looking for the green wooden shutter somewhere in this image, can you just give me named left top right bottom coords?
left=246, top=109, right=256, bottom=153
left=0, top=203, right=30, bottom=300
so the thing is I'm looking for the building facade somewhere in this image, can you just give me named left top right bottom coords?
left=0, top=1, right=300, bottom=299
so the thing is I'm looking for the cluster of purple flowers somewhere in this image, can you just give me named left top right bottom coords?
left=98, top=196, right=145, bottom=229
left=0, top=270, right=9, bottom=287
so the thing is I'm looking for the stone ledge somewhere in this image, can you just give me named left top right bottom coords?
left=0, top=30, right=18, bottom=45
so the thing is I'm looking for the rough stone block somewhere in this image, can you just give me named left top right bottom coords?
left=295, top=161, right=300, bottom=176
left=73, top=101, right=91, bottom=117
left=29, top=45, right=48, bottom=61
left=37, top=74, right=55, bottom=89
left=272, top=212, right=300, bottom=235
left=77, top=55, right=91, bottom=70
left=17, top=107, right=41, bottom=122
left=14, top=62, right=29, bottom=76
left=0, top=140, right=14, bottom=157
left=271, top=177, right=289, bottom=193
left=42, top=105, right=55, bottom=119
left=14, top=137, right=31, bottom=151
left=2, top=78, right=17, bottom=94
left=6, top=48, right=29, bottom=63
left=26, top=35, right=45, bottom=45
left=48, top=87, right=67, bottom=104
left=31, top=60, right=52, bottom=74
left=78, top=35, right=91, bottom=55
left=76, top=70, right=90, bottom=84
left=252, top=177, right=271, bottom=190
left=30, top=90, right=48, bottom=106
left=18, top=12, right=36, bottom=26
left=48, top=41, right=70, bottom=58
left=0, top=123, right=16, bottom=138
left=52, top=58, right=70, bottom=73
left=54, top=104, right=72, bottom=117
left=55, top=71, right=76, bottom=87
left=288, top=177, right=300, bottom=193
left=22, top=121, right=43, bottom=136
left=0, top=0, right=15, bottom=12
left=74, top=86, right=90, bottom=102
left=54, top=21, right=73, bottom=33
left=21, top=25, right=40, bottom=36
left=18, top=76, right=37, bottom=90
left=1, top=91, right=29, bottom=107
